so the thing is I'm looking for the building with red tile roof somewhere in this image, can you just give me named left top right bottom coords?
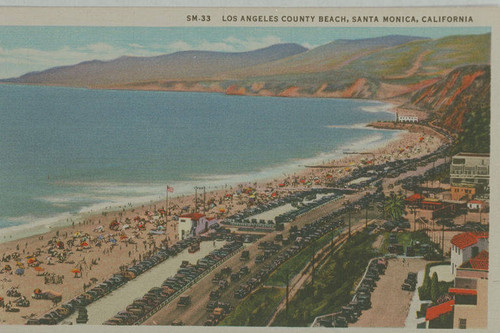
left=425, top=249, right=489, bottom=329
left=179, top=213, right=206, bottom=221
left=461, top=250, right=488, bottom=271
left=451, top=250, right=489, bottom=329
left=425, top=300, right=455, bottom=321
left=178, top=213, right=218, bottom=240
left=450, top=232, right=488, bottom=275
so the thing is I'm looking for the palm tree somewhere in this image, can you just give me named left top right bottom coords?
left=384, top=193, right=405, bottom=221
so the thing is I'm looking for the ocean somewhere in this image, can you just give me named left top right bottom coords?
left=0, top=84, right=397, bottom=238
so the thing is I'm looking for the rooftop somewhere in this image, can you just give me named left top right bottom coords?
left=425, top=300, right=455, bottom=321
left=453, top=152, right=490, bottom=158
left=459, top=250, right=489, bottom=271
left=448, top=288, right=478, bottom=295
left=405, top=193, right=423, bottom=202
left=468, top=200, right=484, bottom=205
left=179, top=213, right=206, bottom=220
left=451, top=232, right=488, bottom=250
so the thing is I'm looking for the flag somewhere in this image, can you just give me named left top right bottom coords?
left=167, top=186, right=174, bottom=193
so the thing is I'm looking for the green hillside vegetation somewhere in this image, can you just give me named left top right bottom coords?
left=225, top=33, right=490, bottom=98
left=343, top=34, right=490, bottom=79
left=221, top=36, right=425, bottom=79
left=271, top=232, right=378, bottom=327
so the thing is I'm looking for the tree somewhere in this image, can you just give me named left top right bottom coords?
left=384, top=193, right=405, bottom=221
left=430, top=272, right=439, bottom=302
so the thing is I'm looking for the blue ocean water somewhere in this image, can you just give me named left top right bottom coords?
left=0, top=85, right=396, bottom=231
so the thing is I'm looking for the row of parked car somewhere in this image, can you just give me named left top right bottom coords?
left=223, top=188, right=341, bottom=228
left=319, top=258, right=388, bottom=327
left=27, top=273, right=128, bottom=325
left=27, top=236, right=217, bottom=325
left=232, top=214, right=344, bottom=302
left=104, top=241, right=243, bottom=325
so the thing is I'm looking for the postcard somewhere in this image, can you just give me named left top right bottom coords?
left=0, top=5, right=497, bottom=331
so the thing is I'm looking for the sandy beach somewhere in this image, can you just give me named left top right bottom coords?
left=0, top=119, right=444, bottom=324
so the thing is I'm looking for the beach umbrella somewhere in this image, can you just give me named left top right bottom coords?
left=4, top=264, right=11, bottom=271
left=109, top=238, right=117, bottom=244
left=71, top=268, right=80, bottom=274
left=28, top=258, right=36, bottom=264
left=15, top=268, right=24, bottom=275
left=219, top=208, right=226, bottom=213
left=34, top=266, right=44, bottom=272
left=80, top=241, right=89, bottom=247
left=34, top=288, right=42, bottom=294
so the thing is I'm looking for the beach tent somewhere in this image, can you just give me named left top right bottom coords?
left=15, top=268, right=24, bottom=275
left=120, top=235, right=128, bottom=240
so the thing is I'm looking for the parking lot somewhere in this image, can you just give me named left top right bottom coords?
left=351, top=258, right=427, bottom=328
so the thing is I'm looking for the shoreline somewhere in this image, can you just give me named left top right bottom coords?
left=0, top=106, right=400, bottom=244
left=0, top=95, right=446, bottom=324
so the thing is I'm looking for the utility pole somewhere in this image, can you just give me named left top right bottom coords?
left=348, top=209, right=351, bottom=239
left=410, top=207, right=417, bottom=232
left=331, top=225, right=335, bottom=257
left=311, top=241, right=316, bottom=285
left=365, top=203, right=369, bottom=230
left=203, top=186, right=206, bottom=212
left=194, top=187, right=198, bottom=213
left=285, top=269, right=289, bottom=324
left=194, top=186, right=206, bottom=213
left=441, top=222, right=445, bottom=260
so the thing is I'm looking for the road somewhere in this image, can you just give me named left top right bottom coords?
left=351, top=258, right=427, bottom=328
left=142, top=190, right=368, bottom=326
left=142, top=126, right=450, bottom=327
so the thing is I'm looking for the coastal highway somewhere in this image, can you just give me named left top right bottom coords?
left=142, top=130, right=449, bottom=326
left=142, top=190, right=368, bottom=326
left=63, top=241, right=227, bottom=325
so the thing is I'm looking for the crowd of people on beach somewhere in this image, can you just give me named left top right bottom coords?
left=0, top=127, right=443, bottom=324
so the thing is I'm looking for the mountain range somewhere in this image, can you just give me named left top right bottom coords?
left=2, top=33, right=491, bottom=134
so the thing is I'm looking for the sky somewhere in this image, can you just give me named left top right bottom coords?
left=0, top=26, right=491, bottom=79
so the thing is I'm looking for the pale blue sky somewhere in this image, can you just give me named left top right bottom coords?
left=0, top=26, right=490, bottom=79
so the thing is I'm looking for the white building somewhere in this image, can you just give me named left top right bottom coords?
left=177, top=213, right=217, bottom=240
left=450, top=232, right=488, bottom=275
left=398, top=115, right=419, bottom=123
left=450, top=153, right=489, bottom=189
left=467, top=200, right=485, bottom=210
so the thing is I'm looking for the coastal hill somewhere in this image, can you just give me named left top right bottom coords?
left=405, top=64, right=490, bottom=153
left=2, top=34, right=490, bottom=104
left=3, top=43, right=308, bottom=87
